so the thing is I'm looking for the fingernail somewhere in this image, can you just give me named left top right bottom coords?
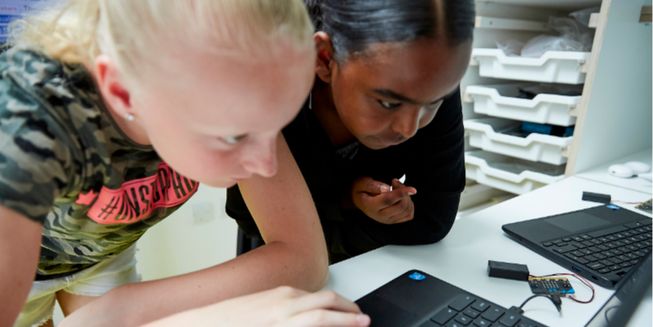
left=380, top=185, right=391, bottom=192
left=357, top=314, right=371, bottom=325
left=408, top=190, right=417, bottom=195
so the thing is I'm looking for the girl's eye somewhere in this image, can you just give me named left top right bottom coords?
left=218, top=135, right=247, bottom=145
left=378, top=100, right=401, bottom=110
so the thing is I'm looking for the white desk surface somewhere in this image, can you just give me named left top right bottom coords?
left=575, top=148, right=652, bottom=195
left=326, top=176, right=652, bottom=327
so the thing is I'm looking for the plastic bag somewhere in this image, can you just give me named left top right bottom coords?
left=497, top=7, right=598, bottom=58
left=496, top=39, right=525, bottom=57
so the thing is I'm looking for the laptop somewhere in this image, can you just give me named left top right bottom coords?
left=502, top=204, right=652, bottom=289
left=356, top=270, right=547, bottom=327
left=585, top=253, right=652, bottom=326
left=355, top=254, right=652, bottom=327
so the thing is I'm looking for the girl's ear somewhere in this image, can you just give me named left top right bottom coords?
left=94, top=55, right=133, bottom=120
left=314, top=32, right=336, bottom=84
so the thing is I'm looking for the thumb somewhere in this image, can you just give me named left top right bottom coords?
left=391, top=179, right=417, bottom=195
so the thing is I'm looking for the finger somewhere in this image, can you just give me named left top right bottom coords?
left=391, top=179, right=417, bottom=194
left=378, top=188, right=416, bottom=207
left=285, top=310, right=371, bottom=327
left=362, top=180, right=391, bottom=194
left=285, top=290, right=363, bottom=317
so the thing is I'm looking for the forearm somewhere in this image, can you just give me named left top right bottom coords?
left=64, top=240, right=327, bottom=326
left=342, top=191, right=461, bottom=245
left=0, top=206, right=42, bottom=326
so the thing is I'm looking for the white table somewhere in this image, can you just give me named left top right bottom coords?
left=326, top=176, right=652, bottom=326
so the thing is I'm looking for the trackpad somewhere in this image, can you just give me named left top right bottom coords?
left=547, top=212, right=612, bottom=233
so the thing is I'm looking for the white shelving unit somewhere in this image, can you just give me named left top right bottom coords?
left=462, top=0, right=652, bottom=197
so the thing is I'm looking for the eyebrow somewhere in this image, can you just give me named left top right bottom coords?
left=372, top=88, right=456, bottom=106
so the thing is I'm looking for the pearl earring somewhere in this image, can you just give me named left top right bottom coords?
left=126, top=113, right=135, bottom=121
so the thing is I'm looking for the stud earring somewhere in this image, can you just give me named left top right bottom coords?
left=308, top=92, right=313, bottom=110
left=126, top=113, right=135, bottom=121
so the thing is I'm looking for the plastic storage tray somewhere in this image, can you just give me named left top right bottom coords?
left=471, top=48, right=590, bottom=84
left=465, top=151, right=566, bottom=195
left=464, top=118, right=572, bottom=165
left=464, top=84, right=579, bottom=126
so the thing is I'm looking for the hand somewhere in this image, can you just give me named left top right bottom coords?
left=144, top=286, right=371, bottom=327
left=351, top=177, right=417, bottom=224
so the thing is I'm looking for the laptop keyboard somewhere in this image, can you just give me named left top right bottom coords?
left=419, top=294, right=546, bottom=327
left=542, top=220, right=652, bottom=278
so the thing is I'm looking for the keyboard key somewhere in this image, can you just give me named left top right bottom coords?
left=593, top=252, right=606, bottom=260
left=542, top=241, right=554, bottom=247
left=449, top=295, right=475, bottom=311
left=471, top=301, right=490, bottom=312
left=432, top=308, right=457, bottom=325
left=498, top=312, right=521, bottom=327
left=588, top=262, right=605, bottom=270
left=481, top=307, right=504, bottom=322
left=473, top=318, right=492, bottom=326
left=454, top=314, right=473, bottom=325
left=590, top=226, right=627, bottom=238
left=554, top=245, right=577, bottom=253
left=463, top=308, right=481, bottom=319
left=445, top=321, right=465, bottom=327
left=585, top=254, right=599, bottom=262
left=516, top=322, right=542, bottom=327
left=620, top=261, right=634, bottom=268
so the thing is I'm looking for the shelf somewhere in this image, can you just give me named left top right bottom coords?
left=465, top=150, right=566, bottom=195
left=465, top=118, right=573, bottom=165
left=464, top=84, right=579, bottom=126
left=475, top=16, right=549, bottom=32
left=471, top=48, right=590, bottom=84
left=475, top=0, right=602, bottom=10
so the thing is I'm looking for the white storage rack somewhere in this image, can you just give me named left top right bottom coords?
left=461, top=0, right=651, bottom=197
left=463, top=84, right=580, bottom=126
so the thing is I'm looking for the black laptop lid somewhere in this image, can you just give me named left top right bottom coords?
left=585, top=254, right=652, bottom=327
left=502, top=204, right=647, bottom=243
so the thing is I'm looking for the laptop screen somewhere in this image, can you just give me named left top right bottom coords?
left=585, top=254, right=652, bottom=327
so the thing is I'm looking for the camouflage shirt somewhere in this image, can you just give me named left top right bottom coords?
left=0, top=48, right=198, bottom=277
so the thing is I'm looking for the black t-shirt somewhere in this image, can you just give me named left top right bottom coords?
left=226, top=88, right=465, bottom=263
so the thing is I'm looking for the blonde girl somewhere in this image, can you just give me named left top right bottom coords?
left=0, top=1, right=368, bottom=326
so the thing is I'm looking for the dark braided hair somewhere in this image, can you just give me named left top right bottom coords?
left=305, top=0, right=474, bottom=61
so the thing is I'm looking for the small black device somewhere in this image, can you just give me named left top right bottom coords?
left=582, top=191, right=611, bottom=204
left=502, top=204, right=652, bottom=289
left=487, top=260, right=530, bottom=281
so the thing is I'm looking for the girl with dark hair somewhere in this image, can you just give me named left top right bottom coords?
left=227, top=0, right=475, bottom=263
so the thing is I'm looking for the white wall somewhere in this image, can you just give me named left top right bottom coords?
left=135, top=185, right=238, bottom=280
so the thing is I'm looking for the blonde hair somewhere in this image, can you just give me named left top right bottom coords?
left=10, top=0, right=314, bottom=83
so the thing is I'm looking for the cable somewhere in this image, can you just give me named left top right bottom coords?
left=518, top=294, right=562, bottom=312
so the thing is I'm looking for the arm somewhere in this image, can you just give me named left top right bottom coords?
left=144, top=287, right=369, bottom=327
left=0, top=205, right=43, bottom=326
left=62, top=135, right=329, bottom=326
